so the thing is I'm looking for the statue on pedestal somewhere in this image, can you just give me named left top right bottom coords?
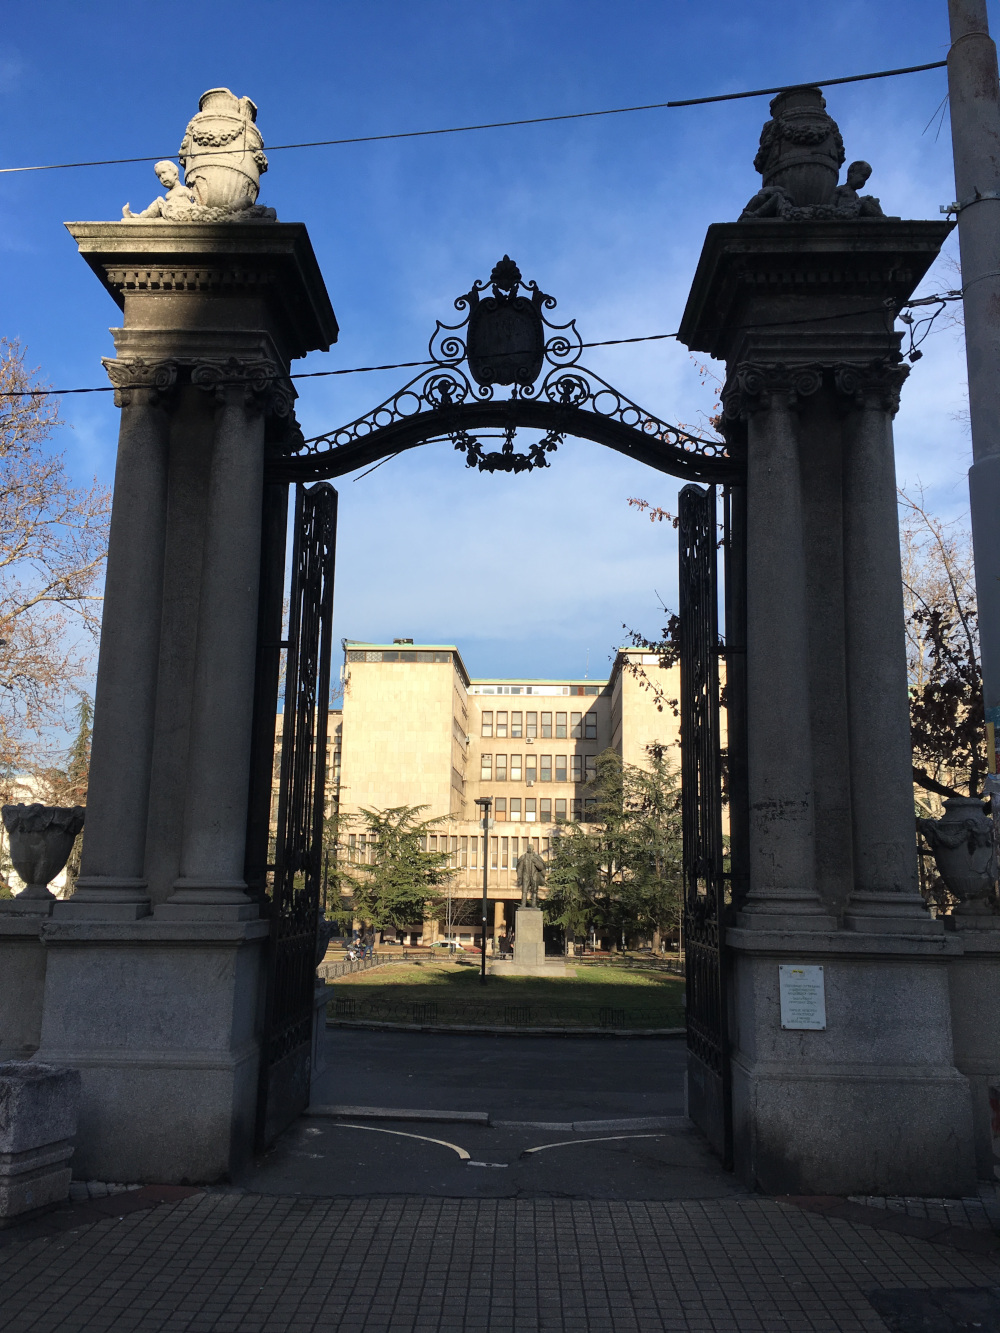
left=516, top=844, right=546, bottom=908
left=122, top=87, right=277, bottom=222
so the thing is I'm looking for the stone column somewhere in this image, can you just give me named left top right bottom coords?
left=162, top=367, right=270, bottom=917
left=840, top=367, right=937, bottom=932
left=62, top=360, right=174, bottom=919
left=731, top=370, right=834, bottom=930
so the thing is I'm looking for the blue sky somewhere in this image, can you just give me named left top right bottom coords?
left=0, top=0, right=985, bottom=686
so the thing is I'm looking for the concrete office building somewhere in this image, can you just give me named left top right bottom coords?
left=331, top=640, right=680, bottom=944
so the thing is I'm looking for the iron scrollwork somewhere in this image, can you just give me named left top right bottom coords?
left=286, top=256, right=731, bottom=479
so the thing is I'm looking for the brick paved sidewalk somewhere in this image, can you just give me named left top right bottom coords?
left=2, top=1192, right=1000, bottom=1332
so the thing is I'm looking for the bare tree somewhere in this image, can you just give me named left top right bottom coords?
left=899, top=485, right=984, bottom=805
left=0, top=340, right=110, bottom=788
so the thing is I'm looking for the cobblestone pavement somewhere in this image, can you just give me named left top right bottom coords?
left=3, top=1191, right=1000, bottom=1332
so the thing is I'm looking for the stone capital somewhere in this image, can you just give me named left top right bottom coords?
left=101, top=357, right=178, bottom=409
left=723, top=359, right=910, bottom=421
left=191, top=356, right=296, bottom=422
left=722, top=362, right=824, bottom=420
left=832, top=360, right=909, bottom=416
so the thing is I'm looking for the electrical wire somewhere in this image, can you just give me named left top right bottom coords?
left=0, top=61, right=947, bottom=177
left=0, top=295, right=961, bottom=400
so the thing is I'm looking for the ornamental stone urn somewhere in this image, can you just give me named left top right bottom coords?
left=1, top=804, right=85, bottom=901
left=918, top=796, right=998, bottom=916
left=753, top=86, right=845, bottom=207
left=178, top=87, right=268, bottom=212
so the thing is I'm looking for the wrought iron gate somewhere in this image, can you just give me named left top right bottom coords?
left=256, top=482, right=338, bottom=1147
left=679, top=483, right=732, bottom=1167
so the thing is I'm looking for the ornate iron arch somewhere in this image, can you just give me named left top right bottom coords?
left=269, top=257, right=740, bottom=484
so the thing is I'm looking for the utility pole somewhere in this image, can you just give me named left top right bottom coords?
left=947, top=0, right=1000, bottom=790
left=474, top=797, right=492, bottom=984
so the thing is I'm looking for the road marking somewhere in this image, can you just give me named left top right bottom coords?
left=522, top=1134, right=666, bottom=1156
left=466, top=1161, right=509, bottom=1169
left=331, top=1123, right=470, bottom=1160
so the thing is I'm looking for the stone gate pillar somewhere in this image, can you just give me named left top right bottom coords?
left=23, top=91, right=338, bottom=1183
left=678, top=87, right=976, bottom=1195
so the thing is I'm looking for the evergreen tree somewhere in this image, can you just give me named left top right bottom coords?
left=544, top=748, right=683, bottom=948
left=339, top=805, right=452, bottom=931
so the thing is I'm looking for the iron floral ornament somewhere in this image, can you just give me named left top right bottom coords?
left=293, top=257, right=727, bottom=477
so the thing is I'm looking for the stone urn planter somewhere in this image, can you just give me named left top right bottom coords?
left=178, top=87, right=268, bottom=212
left=918, top=796, right=998, bottom=915
left=1, top=804, right=85, bottom=900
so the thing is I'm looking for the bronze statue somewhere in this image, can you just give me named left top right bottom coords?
left=515, top=844, right=546, bottom=908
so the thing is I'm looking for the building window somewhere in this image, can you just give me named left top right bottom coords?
left=348, top=833, right=357, bottom=862
left=525, top=798, right=537, bottom=822
left=556, top=711, right=567, bottom=738
left=540, top=755, right=552, bottom=782
left=571, top=798, right=583, bottom=822
left=481, top=755, right=492, bottom=781
left=490, top=837, right=498, bottom=869
left=541, top=711, right=552, bottom=738
left=470, top=837, right=479, bottom=869
left=571, top=755, right=583, bottom=782
left=585, top=712, right=597, bottom=739
left=496, top=710, right=508, bottom=738
left=526, top=711, right=537, bottom=739
left=510, top=754, right=522, bottom=782
left=482, top=710, right=493, bottom=738
left=511, top=710, right=522, bottom=738
left=584, top=798, right=597, bottom=819
left=540, top=798, right=552, bottom=823
left=555, top=755, right=567, bottom=782
left=555, top=798, right=567, bottom=822
left=461, top=835, right=469, bottom=867
left=428, top=835, right=437, bottom=852
left=531, top=837, right=540, bottom=854
left=495, top=754, right=507, bottom=782
left=585, top=755, right=597, bottom=782
left=571, top=711, right=582, bottom=738
left=525, top=756, right=537, bottom=784
left=502, top=836, right=512, bottom=869
left=510, top=797, right=522, bottom=822
left=495, top=797, right=507, bottom=820
left=542, top=838, right=550, bottom=857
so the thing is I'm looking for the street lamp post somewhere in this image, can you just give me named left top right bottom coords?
left=947, top=0, right=1000, bottom=793
left=474, top=797, right=492, bottom=985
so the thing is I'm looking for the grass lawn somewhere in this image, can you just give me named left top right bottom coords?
left=326, top=958, right=685, bottom=1030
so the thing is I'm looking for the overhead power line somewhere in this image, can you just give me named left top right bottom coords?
left=0, top=293, right=963, bottom=400
left=0, top=61, right=946, bottom=177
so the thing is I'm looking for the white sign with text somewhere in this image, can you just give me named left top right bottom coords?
left=779, top=965, right=826, bottom=1030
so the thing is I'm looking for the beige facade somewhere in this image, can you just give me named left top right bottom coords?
left=329, top=640, right=680, bottom=942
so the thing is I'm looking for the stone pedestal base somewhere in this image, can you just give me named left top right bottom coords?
left=0, top=1062, right=79, bottom=1222
left=946, top=921, right=1000, bottom=1178
left=514, top=908, right=545, bottom=968
left=727, top=924, right=976, bottom=1196
left=0, top=899, right=54, bottom=1061
left=488, top=959, right=568, bottom=978
left=35, top=916, right=268, bottom=1183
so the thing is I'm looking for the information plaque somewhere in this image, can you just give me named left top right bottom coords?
left=779, top=965, right=826, bottom=1030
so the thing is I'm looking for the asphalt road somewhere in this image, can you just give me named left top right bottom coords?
left=310, top=1028, right=688, bottom=1122
left=231, top=1029, right=742, bottom=1200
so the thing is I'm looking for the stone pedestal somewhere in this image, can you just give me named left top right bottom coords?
left=0, top=1062, right=79, bottom=1221
left=946, top=919, right=1000, bottom=1178
left=37, top=220, right=337, bottom=1181
left=491, top=908, right=567, bottom=977
left=0, top=899, right=53, bottom=1061
left=728, top=926, right=975, bottom=1196
left=514, top=907, right=545, bottom=968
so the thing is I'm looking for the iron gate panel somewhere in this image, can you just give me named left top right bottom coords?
left=257, top=481, right=337, bottom=1147
left=679, top=483, right=731, bottom=1167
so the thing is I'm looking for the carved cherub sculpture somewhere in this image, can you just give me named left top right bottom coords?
left=832, top=160, right=884, bottom=217
left=122, top=161, right=198, bottom=220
